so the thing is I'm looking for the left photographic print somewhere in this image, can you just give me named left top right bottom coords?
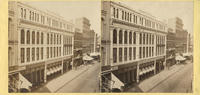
left=8, top=1, right=101, bottom=93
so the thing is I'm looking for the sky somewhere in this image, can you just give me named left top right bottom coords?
left=122, top=1, right=193, bottom=35
left=24, top=1, right=101, bottom=35
left=23, top=1, right=193, bottom=36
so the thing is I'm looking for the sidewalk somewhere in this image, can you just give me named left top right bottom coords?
left=33, top=64, right=90, bottom=93
left=138, top=64, right=185, bottom=92
left=127, top=64, right=185, bottom=92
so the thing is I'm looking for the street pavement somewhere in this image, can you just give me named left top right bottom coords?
left=127, top=60, right=193, bottom=93
left=56, top=61, right=100, bottom=93
left=33, top=61, right=100, bottom=93
left=149, top=61, right=193, bottom=93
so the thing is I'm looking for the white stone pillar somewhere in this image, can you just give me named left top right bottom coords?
left=136, top=62, right=140, bottom=83
left=44, top=62, right=47, bottom=83
left=110, top=28, right=113, bottom=65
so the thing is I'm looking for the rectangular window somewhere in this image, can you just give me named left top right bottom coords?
left=139, top=47, right=142, bottom=59
left=37, top=32, right=39, bottom=44
left=41, top=33, right=43, bottom=44
left=113, top=7, right=115, bottom=18
left=29, top=11, right=31, bottom=20
left=152, top=35, right=154, bottom=44
left=27, top=30, right=30, bottom=44
left=122, top=11, right=124, bottom=20
left=54, top=34, right=56, bottom=44
left=21, top=29, right=25, bottom=44
left=41, top=47, right=43, bottom=59
left=146, top=47, right=148, bottom=58
left=21, top=48, right=25, bottom=63
left=124, top=48, right=127, bottom=61
left=129, top=32, right=132, bottom=44
left=50, top=47, right=52, bottom=58
left=129, top=47, right=132, bottom=60
left=113, top=29, right=117, bottom=44
left=143, top=34, right=145, bottom=44
left=47, top=47, right=49, bottom=58
left=139, top=33, right=142, bottom=44
left=143, top=47, right=145, bottom=58
left=133, top=47, right=136, bottom=60
left=24, top=9, right=26, bottom=19
left=113, top=48, right=117, bottom=63
left=37, top=47, right=39, bottom=60
left=53, top=47, right=56, bottom=57
left=32, top=48, right=35, bottom=61
left=21, top=8, right=23, bottom=18
left=51, top=34, right=53, bottom=44
left=116, top=9, right=119, bottom=18
left=26, top=48, right=30, bottom=62
left=124, top=31, right=127, bottom=44
left=32, top=31, right=35, bottom=44
left=152, top=47, right=154, bottom=56
left=119, top=48, right=122, bottom=62
left=54, top=47, right=56, bottom=57
left=147, top=34, right=148, bottom=44
left=47, top=33, right=49, bottom=44
left=149, top=47, right=151, bottom=57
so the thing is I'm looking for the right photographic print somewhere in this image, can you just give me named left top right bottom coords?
left=101, top=1, right=193, bottom=93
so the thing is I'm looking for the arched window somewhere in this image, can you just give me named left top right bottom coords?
left=113, top=29, right=117, bottom=44
left=21, top=29, right=25, bottom=44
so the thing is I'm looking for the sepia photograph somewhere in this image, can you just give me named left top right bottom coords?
left=8, top=1, right=101, bottom=93
left=101, top=1, right=193, bottom=93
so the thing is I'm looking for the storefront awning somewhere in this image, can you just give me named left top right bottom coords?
left=90, top=52, right=100, bottom=57
left=19, top=73, right=32, bottom=90
left=111, top=73, right=124, bottom=89
left=175, top=55, right=186, bottom=61
left=83, top=55, right=94, bottom=61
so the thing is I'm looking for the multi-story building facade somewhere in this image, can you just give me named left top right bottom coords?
left=166, top=28, right=176, bottom=67
left=168, top=17, right=188, bottom=54
left=101, top=1, right=167, bottom=92
left=75, top=17, right=96, bottom=54
left=8, top=1, right=74, bottom=92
